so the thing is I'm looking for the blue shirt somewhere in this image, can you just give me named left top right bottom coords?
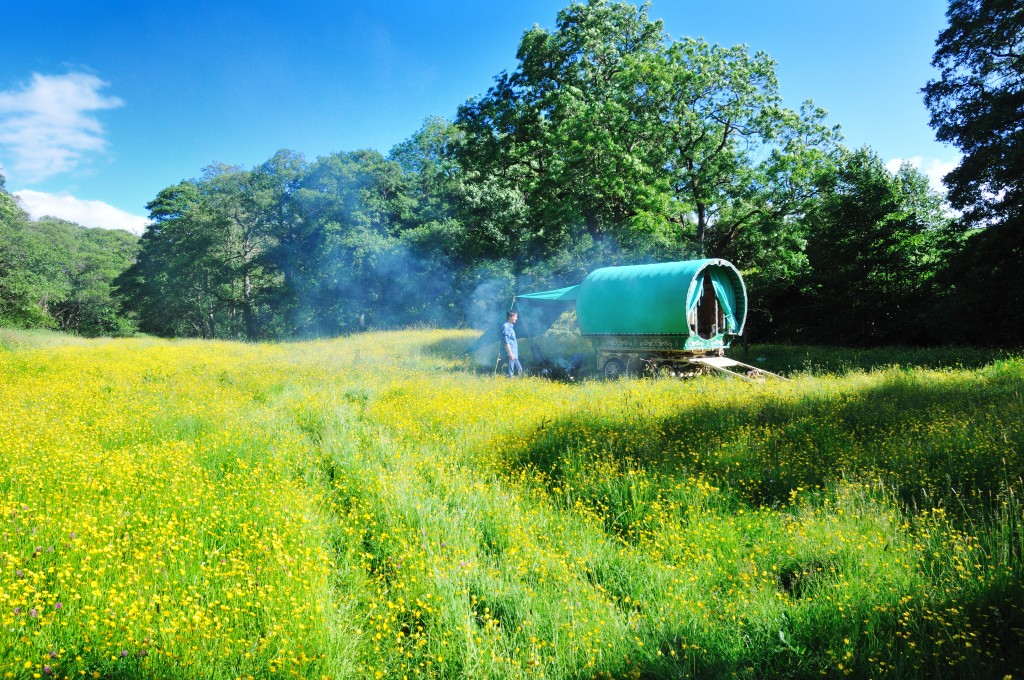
left=501, top=321, right=518, bottom=358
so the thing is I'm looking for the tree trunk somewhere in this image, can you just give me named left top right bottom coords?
left=695, top=202, right=708, bottom=250
left=243, top=269, right=256, bottom=341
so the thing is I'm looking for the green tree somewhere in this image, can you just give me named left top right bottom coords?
left=645, top=41, right=839, bottom=258
left=923, top=0, right=1024, bottom=345
left=1, top=177, right=138, bottom=336
left=923, top=0, right=1023, bottom=227
left=122, top=148, right=453, bottom=339
left=389, top=116, right=462, bottom=233
left=116, top=181, right=231, bottom=338
left=795, top=149, right=953, bottom=344
left=289, top=149, right=411, bottom=334
left=47, top=222, right=139, bottom=337
left=250, top=149, right=309, bottom=332
left=388, top=117, right=484, bottom=325
left=1, top=213, right=80, bottom=331
left=455, top=0, right=668, bottom=261
left=120, top=160, right=297, bottom=340
left=201, top=163, right=286, bottom=340
left=455, top=0, right=839, bottom=273
left=0, top=172, right=17, bottom=222
left=0, top=184, right=56, bottom=328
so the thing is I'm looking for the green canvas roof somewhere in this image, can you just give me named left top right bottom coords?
left=577, top=259, right=746, bottom=336
left=512, top=259, right=747, bottom=339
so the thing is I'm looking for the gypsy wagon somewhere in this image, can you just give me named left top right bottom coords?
left=513, top=259, right=781, bottom=380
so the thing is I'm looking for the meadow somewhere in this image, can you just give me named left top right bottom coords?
left=0, top=328, right=1021, bottom=679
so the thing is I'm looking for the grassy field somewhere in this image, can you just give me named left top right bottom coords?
left=0, top=328, right=1021, bottom=679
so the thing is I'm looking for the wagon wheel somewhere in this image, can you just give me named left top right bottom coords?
left=603, top=358, right=625, bottom=379
left=656, top=362, right=676, bottom=378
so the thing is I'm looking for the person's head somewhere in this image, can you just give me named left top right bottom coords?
left=507, top=311, right=518, bottom=323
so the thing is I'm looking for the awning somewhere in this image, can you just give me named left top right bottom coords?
left=515, top=285, right=581, bottom=302
left=512, top=284, right=580, bottom=338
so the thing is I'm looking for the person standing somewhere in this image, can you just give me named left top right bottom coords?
left=501, top=311, right=523, bottom=377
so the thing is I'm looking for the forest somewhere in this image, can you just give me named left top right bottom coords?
left=1, top=0, right=1020, bottom=347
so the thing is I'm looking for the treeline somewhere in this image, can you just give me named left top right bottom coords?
left=0, top=178, right=138, bottom=336
left=3, top=0, right=1021, bottom=346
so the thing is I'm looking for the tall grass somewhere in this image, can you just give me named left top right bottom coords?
left=0, top=330, right=1021, bottom=679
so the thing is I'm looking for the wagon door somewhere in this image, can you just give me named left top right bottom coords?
left=694, top=273, right=720, bottom=339
left=689, top=266, right=740, bottom=340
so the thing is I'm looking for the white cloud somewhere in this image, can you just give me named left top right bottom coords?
left=13, top=189, right=148, bottom=234
left=886, top=156, right=960, bottom=194
left=0, top=72, right=124, bottom=183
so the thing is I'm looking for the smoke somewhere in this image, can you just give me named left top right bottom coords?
left=133, top=146, right=691, bottom=344
left=464, top=270, right=514, bottom=330
left=366, top=242, right=462, bottom=329
left=278, top=225, right=519, bottom=342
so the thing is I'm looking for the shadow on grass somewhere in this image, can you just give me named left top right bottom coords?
left=735, top=343, right=1017, bottom=377
left=421, top=333, right=507, bottom=377
left=421, top=334, right=481, bottom=360
left=425, top=335, right=1018, bottom=384
left=571, top=574, right=1024, bottom=679
left=499, top=361, right=1024, bottom=516
left=479, top=361, right=1024, bottom=677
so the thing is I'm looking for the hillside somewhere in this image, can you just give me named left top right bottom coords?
left=0, top=330, right=1021, bottom=679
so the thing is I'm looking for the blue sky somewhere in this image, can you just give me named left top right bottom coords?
left=1, top=0, right=957, bottom=233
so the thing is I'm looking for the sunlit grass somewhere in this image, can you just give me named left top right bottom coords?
left=0, top=330, right=1021, bottom=678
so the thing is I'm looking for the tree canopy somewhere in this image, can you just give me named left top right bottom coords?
left=108, top=0, right=969, bottom=345
left=794, top=149, right=953, bottom=344
left=923, top=0, right=1024, bottom=345
left=0, top=176, right=139, bottom=336
left=8, top=0, right=1011, bottom=348
left=924, top=0, right=1024, bottom=227
left=455, top=0, right=840, bottom=268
